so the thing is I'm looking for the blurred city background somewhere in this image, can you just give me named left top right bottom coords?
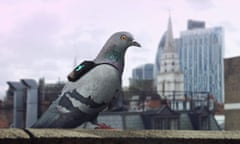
left=1, top=18, right=229, bottom=130
left=0, top=0, right=239, bottom=131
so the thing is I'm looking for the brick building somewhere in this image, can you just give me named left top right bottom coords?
left=0, top=100, right=13, bottom=128
left=224, top=56, right=240, bottom=130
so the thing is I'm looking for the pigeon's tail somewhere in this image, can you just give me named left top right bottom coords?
left=31, top=105, right=61, bottom=128
left=31, top=104, right=99, bottom=128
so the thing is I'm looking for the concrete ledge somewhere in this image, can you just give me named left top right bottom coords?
left=0, top=129, right=30, bottom=144
left=0, top=129, right=240, bottom=144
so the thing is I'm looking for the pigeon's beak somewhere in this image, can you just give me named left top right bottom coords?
left=131, top=40, right=141, bottom=47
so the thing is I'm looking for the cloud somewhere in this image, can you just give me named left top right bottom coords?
left=0, top=0, right=239, bottom=99
left=0, top=0, right=185, bottom=99
left=220, top=21, right=239, bottom=33
left=185, top=0, right=214, bottom=10
left=2, top=13, right=61, bottom=58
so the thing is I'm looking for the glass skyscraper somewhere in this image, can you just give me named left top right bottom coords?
left=179, top=25, right=224, bottom=103
left=132, top=63, right=154, bottom=80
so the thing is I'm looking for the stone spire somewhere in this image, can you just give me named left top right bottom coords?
left=157, top=16, right=184, bottom=101
left=164, top=16, right=177, bottom=53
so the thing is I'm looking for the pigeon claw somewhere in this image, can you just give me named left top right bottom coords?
left=95, top=123, right=115, bottom=129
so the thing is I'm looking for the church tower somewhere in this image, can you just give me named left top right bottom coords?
left=157, top=17, right=184, bottom=100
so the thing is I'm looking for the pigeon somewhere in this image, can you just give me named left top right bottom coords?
left=31, top=31, right=141, bottom=128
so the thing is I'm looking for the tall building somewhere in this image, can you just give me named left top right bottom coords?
left=132, top=64, right=154, bottom=80
left=179, top=22, right=224, bottom=103
left=156, top=17, right=184, bottom=99
left=130, top=63, right=155, bottom=91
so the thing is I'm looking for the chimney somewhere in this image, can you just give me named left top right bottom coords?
left=7, top=82, right=25, bottom=128
left=21, top=79, right=38, bottom=128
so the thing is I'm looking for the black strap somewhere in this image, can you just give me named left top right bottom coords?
left=67, top=61, right=97, bottom=82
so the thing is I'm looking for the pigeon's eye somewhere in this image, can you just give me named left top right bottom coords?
left=120, top=35, right=127, bottom=40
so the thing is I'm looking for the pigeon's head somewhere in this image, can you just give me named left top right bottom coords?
left=96, top=31, right=141, bottom=61
left=95, top=31, right=141, bottom=74
left=108, top=31, right=141, bottom=50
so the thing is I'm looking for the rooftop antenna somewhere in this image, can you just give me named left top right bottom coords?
left=73, top=55, right=78, bottom=68
left=73, top=42, right=78, bottom=68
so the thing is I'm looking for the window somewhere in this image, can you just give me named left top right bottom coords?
left=152, top=117, right=168, bottom=129
left=201, top=116, right=209, bottom=130
left=214, top=34, right=218, bottom=43
left=152, top=117, right=178, bottom=130
left=170, top=119, right=178, bottom=130
left=200, top=38, right=202, bottom=45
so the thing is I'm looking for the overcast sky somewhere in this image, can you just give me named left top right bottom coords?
left=0, top=0, right=239, bottom=99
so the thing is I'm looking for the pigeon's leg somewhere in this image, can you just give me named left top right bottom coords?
left=90, top=116, right=98, bottom=125
left=95, top=123, right=115, bottom=129
left=88, top=115, right=114, bottom=129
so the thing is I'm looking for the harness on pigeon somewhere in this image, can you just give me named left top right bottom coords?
left=67, top=61, right=119, bottom=82
left=67, top=61, right=97, bottom=82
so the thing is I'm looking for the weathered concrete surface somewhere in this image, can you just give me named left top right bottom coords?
left=0, top=129, right=30, bottom=144
left=0, top=129, right=240, bottom=144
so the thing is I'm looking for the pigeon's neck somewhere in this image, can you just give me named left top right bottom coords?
left=94, top=45, right=126, bottom=75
